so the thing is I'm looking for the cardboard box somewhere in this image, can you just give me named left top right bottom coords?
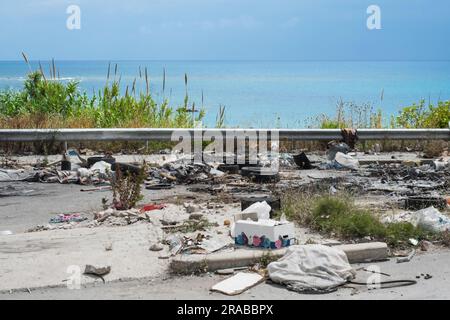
left=234, top=220, right=295, bottom=249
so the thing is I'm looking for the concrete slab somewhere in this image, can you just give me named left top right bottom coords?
left=170, top=242, right=388, bottom=274
left=0, top=224, right=169, bottom=292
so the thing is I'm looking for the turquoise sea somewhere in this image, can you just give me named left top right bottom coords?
left=1, top=60, right=449, bottom=127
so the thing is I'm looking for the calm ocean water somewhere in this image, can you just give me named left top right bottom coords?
left=1, top=60, right=449, bottom=127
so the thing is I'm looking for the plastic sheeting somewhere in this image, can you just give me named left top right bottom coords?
left=268, top=244, right=355, bottom=294
left=0, top=169, right=36, bottom=182
left=411, top=206, right=450, bottom=233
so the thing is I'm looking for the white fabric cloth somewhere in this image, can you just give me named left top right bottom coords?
left=268, top=244, right=355, bottom=293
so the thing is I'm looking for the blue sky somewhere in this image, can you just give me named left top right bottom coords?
left=0, top=0, right=449, bottom=60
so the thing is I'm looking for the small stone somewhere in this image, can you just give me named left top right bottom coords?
left=420, top=240, right=431, bottom=251
left=149, top=244, right=164, bottom=252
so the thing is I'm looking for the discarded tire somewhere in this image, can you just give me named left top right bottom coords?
left=217, top=164, right=240, bottom=174
left=145, top=183, right=174, bottom=190
left=61, top=160, right=72, bottom=171
left=241, top=195, right=281, bottom=218
left=240, top=167, right=280, bottom=183
left=222, top=156, right=261, bottom=169
left=87, top=156, right=116, bottom=168
left=112, top=163, right=141, bottom=175
left=405, top=196, right=447, bottom=211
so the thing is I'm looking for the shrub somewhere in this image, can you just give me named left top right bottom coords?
left=396, top=100, right=450, bottom=129
left=111, top=165, right=146, bottom=210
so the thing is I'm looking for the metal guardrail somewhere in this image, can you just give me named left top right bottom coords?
left=0, top=128, right=448, bottom=142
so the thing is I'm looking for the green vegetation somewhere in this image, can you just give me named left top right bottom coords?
left=313, top=100, right=384, bottom=129
left=111, top=165, right=146, bottom=210
left=314, top=98, right=450, bottom=129
left=396, top=99, right=450, bottom=129
left=280, top=190, right=441, bottom=247
left=0, top=60, right=206, bottom=130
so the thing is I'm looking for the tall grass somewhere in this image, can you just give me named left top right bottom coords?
left=311, top=98, right=450, bottom=129
left=0, top=60, right=205, bottom=129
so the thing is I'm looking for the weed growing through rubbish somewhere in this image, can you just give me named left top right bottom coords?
left=258, top=252, right=278, bottom=268
left=164, top=218, right=218, bottom=234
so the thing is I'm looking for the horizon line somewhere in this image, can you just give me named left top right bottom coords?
left=1, top=59, right=450, bottom=63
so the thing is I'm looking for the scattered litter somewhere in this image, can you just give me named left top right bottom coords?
left=80, top=186, right=112, bottom=192
left=140, top=203, right=166, bottom=212
left=268, top=245, right=355, bottom=294
left=417, top=273, right=433, bottom=280
left=327, top=142, right=350, bottom=160
left=198, top=238, right=231, bottom=253
left=49, top=213, right=87, bottom=224
left=411, top=206, right=450, bottom=233
left=405, top=196, right=447, bottom=211
left=150, top=243, right=164, bottom=252
left=334, top=152, right=359, bottom=170
left=83, top=265, right=111, bottom=283
left=163, top=232, right=232, bottom=256
left=409, top=239, right=419, bottom=246
left=93, top=208, right=152, bottom=227
left=216, top=268, right=236, bottom=275
left=357, top=267, right=391, bottom=277
left=0, top=230, right=13, bottom=236
left=397, top=249, right=416, bottom=263
left=293, top=152, right=313, bottom=169
left=241, top=201, right=271, bottom=220
left=145, top=183, right=174, bottom=190
left=211, top=272, right=264, bottom=296
left=241, top=196, right=281, bottom=217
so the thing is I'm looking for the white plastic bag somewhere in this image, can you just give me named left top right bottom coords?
left=411, top=206, right=450, bottom=233
left=242, top=201, right=271, bottom=220
left=335, top=152, right=359, bottom=170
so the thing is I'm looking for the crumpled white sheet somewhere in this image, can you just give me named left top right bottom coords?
left=268, top=244, right=356, bottom=294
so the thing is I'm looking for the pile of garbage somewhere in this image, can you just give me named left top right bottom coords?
left=146, top=161, right=225, bottom=189
left=383, top=206, right=450, bottom=234
left=0, top=153, right=114, bottom=185
left=163, top=233, right=233, bottom=256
